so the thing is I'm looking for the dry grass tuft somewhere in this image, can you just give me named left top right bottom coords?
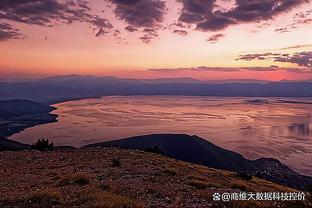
left=59, top=174, right=90, bottom=186
left=82, top=190, right=143, bottom=208
left=24, top=191, right=61, bottom=208
left=98, top=183, right=112, bottom=192
left=187, top=174, right=208, bottom=182
left=230, top=181, right=248, bottom=191
left=163, top=167, right=177, bottom=176
left=188, top=179, right=217, bottom=189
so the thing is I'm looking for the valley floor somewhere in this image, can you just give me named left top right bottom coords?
left=0, top=148, right=310, bottom=208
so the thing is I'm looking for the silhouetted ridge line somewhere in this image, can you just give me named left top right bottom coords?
left=1, top=75, right=312, bottom=104
left=84, top=134, right=312, bottom=190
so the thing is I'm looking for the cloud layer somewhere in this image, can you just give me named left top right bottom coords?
left=0, top=0, right=310, bottom=43
left=274, top=9, right=312, bottom=33
left=237, top=51, right=312, bottom=68
left=0, top=0, right=112, bottom=40
left=111, top=0, right=166, bottom=28
left=110, top=0, right=166, bottom=43
left=0, top=21, right=23, bottom=41
left=149, top=65, right=312, bottom=73
left=206, top=33, right=224, bottom=43
left=177, top=0, right=309, bottom=31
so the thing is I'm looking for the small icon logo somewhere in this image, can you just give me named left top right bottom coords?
left=213, top=193, right=221, bottom=201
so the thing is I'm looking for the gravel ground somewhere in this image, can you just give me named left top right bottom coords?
left=0, top=148, right=310, bottom=208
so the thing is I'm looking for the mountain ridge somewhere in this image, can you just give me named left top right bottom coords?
left=84, top=134, right=312, bottom=191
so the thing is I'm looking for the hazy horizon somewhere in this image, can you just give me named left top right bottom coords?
left=1, top=73, right=312, bottom=83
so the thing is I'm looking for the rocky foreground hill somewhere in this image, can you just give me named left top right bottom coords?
left=0, top=148, right=311, bottom=208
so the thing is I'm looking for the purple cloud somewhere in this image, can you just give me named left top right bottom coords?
left=273, top=9, right=312, bottom=33
left=276, top=52, right=312, bottom=68
left=237, top=51, right=312, bottom=68
left=173, top=29, right=188, bottom=36
left=149, top=66, right=278, bottom=72
left=236, top=53, right=274, bottom=61
left=149, top=65, right=312, bottom=73
left=0, top=21, right=23, bottom=41
left=111, top=0, right=166, bottom=43
left=111, top=0, right=166, bottom=28
left=125, top=25, right=138, bottom=32
left=278, top=44, right=312, bottom=50
left=274, top=27, right=290, bottom=33
left=207, top=33, right=225, bottom=43
left=177, top=0, right=309, bottom=32
left=0, top=0, right=113, bottom=41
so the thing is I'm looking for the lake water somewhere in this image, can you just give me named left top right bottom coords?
left=10, top=96, right=312, bottom=175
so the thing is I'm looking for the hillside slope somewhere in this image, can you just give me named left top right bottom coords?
left=0, top=99, right=56, bottom=118
left=0, top=136, right=29, bottom=151
left=86, top=134, right=253, bottom=172
left=85, top=134, right=312, bottom=190
left=0, top=148, right=310, bottom=208
left=0, top=99, right=57, bottom=137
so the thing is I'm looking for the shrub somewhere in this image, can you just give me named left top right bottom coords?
left=31, top=139, right=54, bottom=151
left=189, top=180, right=206, bottom=189
left=59, top=174, right=89, bottom=186
left=231, top=181, right=248, bottom=191
left=188, top=179, right=209, bottom=189
left=111, top=157, right=121, bottom=167
left=305, top=184, right=312, bottom=192
left=187, top=174, right=206, bottom=182
left=163, top=168, right=177, bottom=176
left=235, top=172, right=253, bottom=181
left=145, top=145, right=163, bottom=155
left=99, top=183, right=112, bottom=192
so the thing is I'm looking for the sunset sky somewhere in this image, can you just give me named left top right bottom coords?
left=1, top=0, right=312, bottom=81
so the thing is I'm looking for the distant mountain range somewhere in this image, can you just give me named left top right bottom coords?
left=1, top=75, right=312, bottom=104
left=85, top=134, right=312, bottom=191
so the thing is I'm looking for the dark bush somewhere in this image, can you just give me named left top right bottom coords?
left=231, top=182, right=248, bottom=191
left=31, top=139, right=54, bottom=151
left=99, top=183, right=112, bottom=192
left=163, top=168, right=177, bottom=176
left=235, top=172, right=253, bottom=181
left=305, top=184, right=312, bottom=192
left=59, top=174, right=89, bottom=186
left=111, top=157, right=121, bottom=167
left=145, top=145, right=163, bottom=155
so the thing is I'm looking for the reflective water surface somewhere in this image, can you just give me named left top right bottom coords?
left=10, top=96, right=312, bottom=175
